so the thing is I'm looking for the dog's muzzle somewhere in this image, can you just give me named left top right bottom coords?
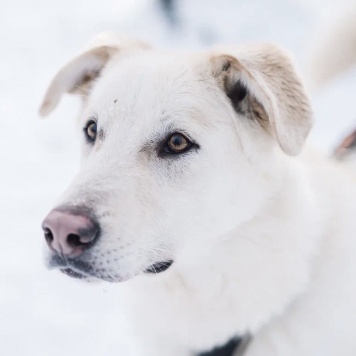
left=42, top=205, right=174, bottom=281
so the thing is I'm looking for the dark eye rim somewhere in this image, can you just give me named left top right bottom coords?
left=159, top=132, right=199, bottom=157
left=83, top=119, right=97, bottom=144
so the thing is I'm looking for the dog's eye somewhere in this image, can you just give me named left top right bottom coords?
left=164, top=133, right=191, bottom=154
left=84, top=120, right=97, bottom=143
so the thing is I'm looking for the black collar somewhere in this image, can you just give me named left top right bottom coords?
left=197, top=335, right=251, bottom=356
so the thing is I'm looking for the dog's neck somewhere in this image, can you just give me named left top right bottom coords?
left=174, top=168, right=324, bottom=331
left=122, top=159, right=325, bottom=353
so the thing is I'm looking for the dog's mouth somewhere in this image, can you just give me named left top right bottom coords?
left=60, top=267, right=88, bottom=280
left=145, top=260, right=173, bottom=274
left=59, top=267, right=120, bottom=282
left=59, top=260, right=174, bottom=281
left=47, top=254, right=174, bottom=282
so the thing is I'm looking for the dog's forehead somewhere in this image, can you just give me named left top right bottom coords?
left=88, top=52, right=221, bottom=129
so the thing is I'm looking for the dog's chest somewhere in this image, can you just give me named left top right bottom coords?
left=121, top=270, right=248, bottom=352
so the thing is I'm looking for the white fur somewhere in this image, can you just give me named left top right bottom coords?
left=40, top=34, right=356, bottom=355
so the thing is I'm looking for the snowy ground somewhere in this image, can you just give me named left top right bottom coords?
left=1, top=0, right=356, bottom=354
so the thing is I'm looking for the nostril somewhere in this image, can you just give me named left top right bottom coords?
left=67, top=234, right=85, bottom=247
left=43, top=227, right=53, bottom=243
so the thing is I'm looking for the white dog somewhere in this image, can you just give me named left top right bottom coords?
left=39, top=33, right=356, bottom=356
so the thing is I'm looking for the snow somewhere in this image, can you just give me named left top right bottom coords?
left=1, top=0, right=355, bottom=354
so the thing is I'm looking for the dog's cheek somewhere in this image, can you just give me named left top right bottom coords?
left=174, top=150, right=266, bottom=240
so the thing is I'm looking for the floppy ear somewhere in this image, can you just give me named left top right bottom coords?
left=211, top=44, right=313, bottom=156
left=39, top=32, right=150, bottom=117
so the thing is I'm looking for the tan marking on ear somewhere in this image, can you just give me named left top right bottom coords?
left=210, top=44, right=313, bottom=155
left=210, top=54, right=269, bottom=129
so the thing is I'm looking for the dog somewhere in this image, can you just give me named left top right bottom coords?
left=39, top=32, right=356, bottom=355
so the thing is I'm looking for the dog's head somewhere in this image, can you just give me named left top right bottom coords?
left=40, top=32, right=312, bottom=282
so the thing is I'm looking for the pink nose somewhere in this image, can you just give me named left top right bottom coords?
left=42, top=208, right=99, bottom=258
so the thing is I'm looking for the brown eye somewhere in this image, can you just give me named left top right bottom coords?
left=84, top=120, right=97, bottom=143
left=166, top=133, right=191, bottom=154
